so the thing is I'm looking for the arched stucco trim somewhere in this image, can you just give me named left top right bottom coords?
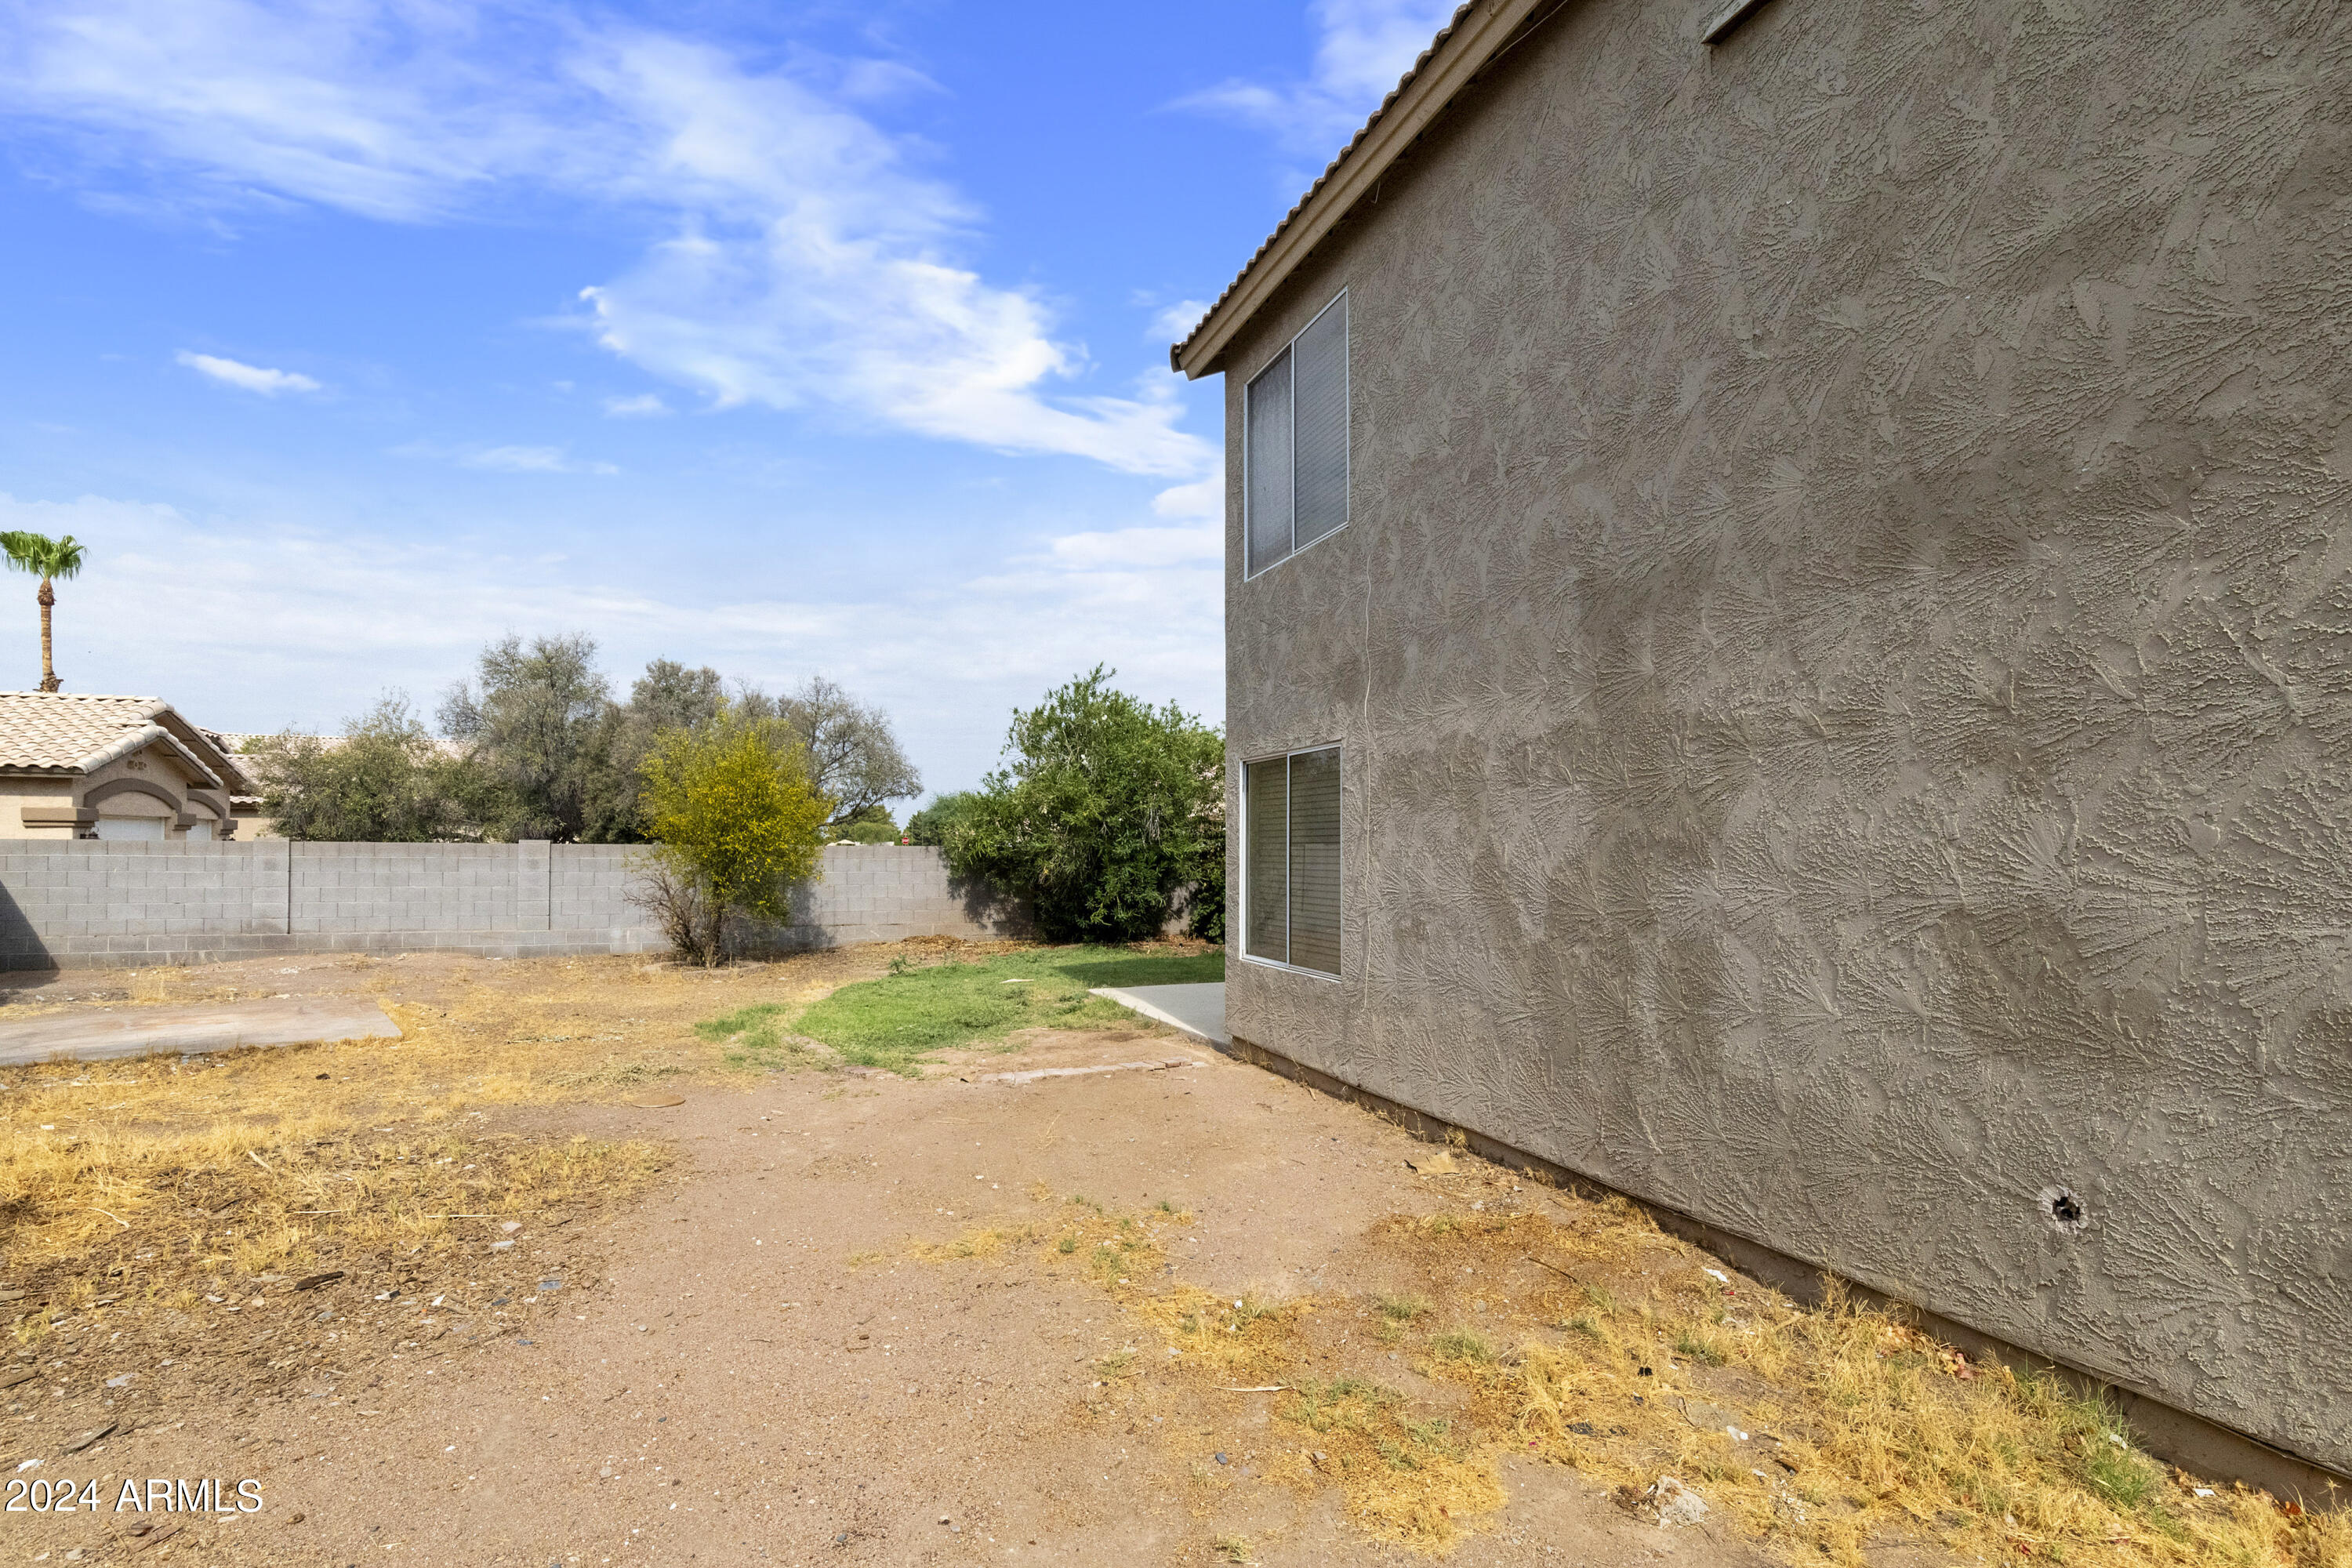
left=84, top=776, right=183, bottom=813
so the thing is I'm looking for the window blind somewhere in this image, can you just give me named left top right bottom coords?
left=1244, top=348, right=1294, bottom=578
left=1290, top=296, right=1348, bottom=550
left=1242, top=290, right=1347, bottom=576
left=1286, top=746, right=1342, bottom=975
left=1244, top=757, right=1289, bottom=964
left=1243, top=745, right=1341, bottom=976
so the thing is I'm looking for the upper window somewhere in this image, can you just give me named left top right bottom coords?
left=1244, top=291, right=1348, bottom=577
left=1243, top=745, right=1341, bottom=977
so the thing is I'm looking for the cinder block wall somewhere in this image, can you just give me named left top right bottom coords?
left=0, top=842, right=1018, bottom=969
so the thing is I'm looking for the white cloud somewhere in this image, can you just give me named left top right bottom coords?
left=1151, top=468, right=1224, bottom=523
left=459, top=445, right=617, bottom=475
left=2, top=3, right=1211, bottom=481
left=0, top=488, right=1219, bottom=794
left=1048, top=524, right=1221, bottom=572
left=1175, top=0, right=1461, bottom=157
left=601, top=392, right=668, bottom=417
left=1148, top=299, right=1211, bottom=345
left=174, top=350, right=320, bottom=394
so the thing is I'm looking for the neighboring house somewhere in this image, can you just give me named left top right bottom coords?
left=1178, top=0, right=2350, bottom=1484
left=0, top=692, right=260, bottom=840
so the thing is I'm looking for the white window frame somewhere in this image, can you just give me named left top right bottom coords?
left=1241, top=288, right=1349, bottom=582
left=1238, top=742, right=1344, bottom=982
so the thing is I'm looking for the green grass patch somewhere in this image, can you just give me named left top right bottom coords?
left=691, top=1001, right=817, bottom=1069
left=784, top=945, right=1223, bottom=1074
left=2078, top=1431, right=2158, bottom=1510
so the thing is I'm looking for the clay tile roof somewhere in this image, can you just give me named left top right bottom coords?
left=0, top=691, right=252, bottom=789
left=1170, top=1, right=1479, bottom=372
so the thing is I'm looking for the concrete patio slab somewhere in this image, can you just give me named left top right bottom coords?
left=1090, top=981, right=1228, bottom=1047
left=0, top=996, right=401, bottom=1067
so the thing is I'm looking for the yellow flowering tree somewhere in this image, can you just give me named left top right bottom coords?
left=636, top=710, right=831, bottom=965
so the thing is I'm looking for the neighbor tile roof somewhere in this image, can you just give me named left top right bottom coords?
left=0, top=691, right=252, bottom=789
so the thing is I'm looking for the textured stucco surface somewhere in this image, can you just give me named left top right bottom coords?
left=1218, top=0, right=2352, bottom=1473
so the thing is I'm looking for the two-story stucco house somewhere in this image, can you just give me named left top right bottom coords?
left=1176, top=0, right=2350, bottom=1487
left=0, top=691, right=261, bottom=840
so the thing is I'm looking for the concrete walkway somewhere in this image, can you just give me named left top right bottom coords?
left=0, top=996, right=401, bottom=1066
left=1090, top=981, right=1228, bottom=1047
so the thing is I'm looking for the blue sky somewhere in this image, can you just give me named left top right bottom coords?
left=0, top=0, right=1456, bottom=804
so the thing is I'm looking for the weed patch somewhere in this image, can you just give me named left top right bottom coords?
left=1370, top=1200, right=2352, bottom=1568
left=1275, top=1376, right=1507, bottom=1545
left=906, top=1223, right=1040, bottom=1264
left=1425, top=1328, right=1495, bottom=1365
left=872, top=1109, right=2351, bottom=1568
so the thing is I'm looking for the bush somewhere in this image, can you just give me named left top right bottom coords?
left=1181, top=839, right=1226, bottom=944
left=633, top=709, right=831, bottom=965
left=942, top=666, right=1223, bottom=943
left=905, top=790, right=979, bottom=847
left=826, top=803, right=901, bottom=844
left=246, top=695, right=477, bottom=841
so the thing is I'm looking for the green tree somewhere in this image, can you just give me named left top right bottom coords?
left=737, top=675, right=921, bottom=830
left=942, top=666, right=1224, bottom=943
left=826, top=803, right=901, bottom=844
left=636, top=707, right=832, bottom=965
left=438, top=633, right=618, bottom=842
left=626, top=659, right=726, bottom=734
left=586, top=659, right=727, bottom=843
left=246, top=695, right=473, bottom=841
left=0, top=531, right=85, bottom=692
left=906, top=789, right=981, bottom=847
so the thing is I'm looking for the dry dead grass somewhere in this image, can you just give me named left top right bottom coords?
left=14, top=949, right=2332, bottom=1568
left=1392, top=1197, right=2351, bottom=1567
left=910, top=1178, right=2350, bottom=1567
left=909, top=1192, right=1508, bottom=1552
left=0, top=949, right=907, bottom=1355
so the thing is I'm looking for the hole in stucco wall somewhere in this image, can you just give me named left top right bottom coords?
left=2040, top=1185, right=2088, bottom=1234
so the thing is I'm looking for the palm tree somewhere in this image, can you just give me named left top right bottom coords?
left=0, top=532, right=85, bottom=692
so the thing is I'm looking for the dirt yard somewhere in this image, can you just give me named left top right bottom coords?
left=0, top=949, right=2331, bottom=1568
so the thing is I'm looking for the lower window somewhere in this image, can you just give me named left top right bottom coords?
left=1243, top=745, right=1341, bottom=976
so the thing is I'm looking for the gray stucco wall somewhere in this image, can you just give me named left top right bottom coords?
left=0, top=843, right=1017, bottom=967
left=1219, top=0, right=2352, bottom=1474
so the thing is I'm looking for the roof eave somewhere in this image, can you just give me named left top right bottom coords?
left=150, top=706, right=251, bottom=793
left=1171, top=0, right=1555, bottom=380
left=72, top=720, right=169, bottom=776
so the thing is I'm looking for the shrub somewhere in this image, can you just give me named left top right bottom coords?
left=1181, top=840, right=1226, bottom=944
left=826, top=803, right=901, bottom=844
left=246, top=695, right=478, bottom=841
left=942, top=666, right=1224, bottom=943
left=633, top=709, right=830, bottom=965
left=904, top=789, right=980, bottom=847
